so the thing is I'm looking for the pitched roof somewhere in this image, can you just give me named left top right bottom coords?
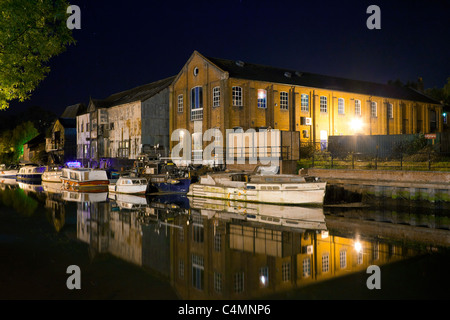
left=206, top=56, right=440, bottom=104
left=89, top=76, right=175, bottom=110
left=61, top=103, right=86, bottom=118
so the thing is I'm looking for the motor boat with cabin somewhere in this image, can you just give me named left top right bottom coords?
left=60, top=167, right=109, bottom=192
left=0, top=164, right=19, bottom=179
left=188, top=172, right=326, bottom=206
left=16, top=165, right=46, bottom=183
left=108, top=176, right=148, bottom=194
left=42, top=165, right=63, bottom=183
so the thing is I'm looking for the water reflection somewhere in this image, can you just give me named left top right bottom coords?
left=1, top=181, right=450, bottom=299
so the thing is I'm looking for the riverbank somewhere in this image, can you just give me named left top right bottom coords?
left=308, top=168, right=450, bottom=208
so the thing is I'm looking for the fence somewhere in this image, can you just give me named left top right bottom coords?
left=298, top=151, right=450, bottom=171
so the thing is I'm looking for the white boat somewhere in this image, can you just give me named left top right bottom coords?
left=188, top=172, right=326, bottom=206
left=190, top=197, right=327, bottom=231
left=62, top=190, right=108, bottom=203
left=108, top=176, right=148, bottom=194
left=60, top=168, right=109, bottom=192
left=0, top=164, right=19, bottom=179
left=16, top=165, right=46, bottom=182
left=42, top=166, right=63, bottom=183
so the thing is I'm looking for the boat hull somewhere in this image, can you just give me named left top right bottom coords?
left=61, top=178, right=109, bottom=192
left=188, top=182, right=326, bottom=206
left=108, top=184, right=147, bottom=194
left=42, top=171, right=62, bottom=183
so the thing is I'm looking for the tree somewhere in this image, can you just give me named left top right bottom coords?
left=0, top=0, right=74, bottom=110
left=0, top=121, right=38, bottom=164
left=425, top=77, right=450, bottom=106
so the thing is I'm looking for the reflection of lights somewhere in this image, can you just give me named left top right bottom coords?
left=350, top=118, right=363, bottom=131
left=354, top=241, right=362, bottom=253
left=259, top=275, right=267, bottom=287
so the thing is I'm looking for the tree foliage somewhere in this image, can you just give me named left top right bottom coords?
left=0, top=121, right=38, bottom=164
left=0, top=0, right=74, bottom=110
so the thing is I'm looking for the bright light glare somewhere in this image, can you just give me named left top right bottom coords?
left=350, top=118, right=363, bottom=131
left=354, top=241, right=362, bottom=253
left=260, top=275, right=267, bottom=286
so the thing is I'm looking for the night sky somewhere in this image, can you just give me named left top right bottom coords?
left=5, top=0, right=450, bottom=117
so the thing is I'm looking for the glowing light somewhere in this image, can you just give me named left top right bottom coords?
left=350, top=118, right=363, bottom=131
left=259, top=275, right=267, bottom=286
left=354, top=241, right=362, bottom=253
left=257, top=89, right=266, bottom=100
left=66, top=161, right=81, bottom=168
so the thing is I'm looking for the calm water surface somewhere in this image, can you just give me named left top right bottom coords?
left=1, top=180, right=450, bottom=300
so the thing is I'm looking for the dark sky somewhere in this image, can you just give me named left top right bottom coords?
left=5, top=0, right=450, bottom=117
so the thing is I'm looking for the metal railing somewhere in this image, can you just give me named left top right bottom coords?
left=298, top=151, right=450, bottom=171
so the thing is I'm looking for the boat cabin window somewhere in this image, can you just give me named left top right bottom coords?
left=231, top=174, right=248, bottom=182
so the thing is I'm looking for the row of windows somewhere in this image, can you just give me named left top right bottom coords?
left=177, top=88, right=394, bottom=119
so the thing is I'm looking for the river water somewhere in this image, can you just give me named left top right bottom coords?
left=1, top=179, right=450, bottom=300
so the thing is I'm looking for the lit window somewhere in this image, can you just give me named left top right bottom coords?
left=371, top=101, right=377, bottom=118
left=355, top=100, right=361, bottom=115
left=301, top=94, right=309, bottom=112
left=338, top=98, right=345, bottom=114
left=257, top=89, right=267, bottom=109
left=213, top=87, right=220, bottom=107
left=232, top=86, right=243, bottom=106
left=259, top=267, right=269, bottom=287
left=320, top=96, right=327, bottom=113
left=191, top=86, right=203, bottom=120
left=388, top=103, right=393, bottom=119
left=280, top=91, right=288, bottom=110
left=178, top=94, right=183, bottom=113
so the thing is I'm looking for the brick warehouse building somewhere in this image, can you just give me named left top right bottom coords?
left=169, top=51, right=442, bottom=172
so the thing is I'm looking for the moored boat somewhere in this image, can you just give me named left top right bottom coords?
left=108, top=176, right=148, bottom=194
left=147, top=175, right=191, bottom=194
left=16, top=165, right=46, bottom=182
left=60, top=168, right=109, bottom=192
left=42, top=166, right=63, bottom=183
left=0, top=164, right=19, bottom=179
left=187, top=172, right=326, bottom=206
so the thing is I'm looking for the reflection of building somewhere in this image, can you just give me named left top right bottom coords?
left=170, top=205, right=416, bottom=300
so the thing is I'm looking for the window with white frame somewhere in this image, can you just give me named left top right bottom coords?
left=371, top=101, right=377, bottom=118
left=280, top=91, right=288, bottom=110
left=213, top=86, right=220, bottom=107
left=232, top=86, right=243, bottom=106
left=177, top=94, right=183, bottom=113
left=340, top=250, right=347, bottom=269
left=191, top=86, right=203, bottom=120
left=301, top=94, right=309, bottom=112
left=303, top=257, right=311, bottom=277
left=259, top=266, right=269, bottom=287
left=234, top=272, right=244, bottom=293
left=257, top=89, right=267, bottom=109
left=214, top=272, right=222, bottom=293
left=282, top=262, right=291, bottom=281
left=320, top=96, right=327, bottom=113
left=322, top=253, right=329, bottom=273
left=355, top=99, right=361, bottom=115
left=192, top=254, right=204, bottom=290
left=388, top=103, right=393, bottom=119
left=338, top=98, right=345, bottom=114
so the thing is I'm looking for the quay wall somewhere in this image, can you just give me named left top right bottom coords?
left=307, top=168, right=450, bottom=205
